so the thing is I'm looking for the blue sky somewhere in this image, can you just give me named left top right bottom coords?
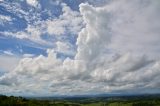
left=0, top=0, right=108, bottom=57
left=0, top=0, right=81, bottom=56
left=0, top=0, right=160, bottom=96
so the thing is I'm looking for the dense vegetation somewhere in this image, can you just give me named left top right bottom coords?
left=0, top=94, right=160, bottom=106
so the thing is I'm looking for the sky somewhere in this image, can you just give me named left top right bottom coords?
left=0, top=0, right=160, bottom=96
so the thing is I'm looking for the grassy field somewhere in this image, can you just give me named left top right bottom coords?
left=0, top=94, right=160, bottom=106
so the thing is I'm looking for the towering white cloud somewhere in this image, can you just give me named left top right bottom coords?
left=0, top=0, right=160, bottom=96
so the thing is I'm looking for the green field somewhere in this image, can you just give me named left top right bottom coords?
left=0, top=95, right=160, bottom=106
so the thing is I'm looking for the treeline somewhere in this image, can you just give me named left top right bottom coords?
left=0, top=95, right=80, bottom=106
left=0, top=95, right=160, bottom=106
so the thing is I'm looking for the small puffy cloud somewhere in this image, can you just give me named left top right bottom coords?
left=56, top=41, right=75, bottom=56
left=46, top=19, right=66, bottom=36
left=3, top=50, right=14, bottom=56
left=0, top=15, right=11, bottom=21
left=23, top=54, right=35, bottom=58
left=26, top=0, right=38, bottom=7
left=0, top=15, right=12, bottom=25
left=46, top=3, right=83, bottom=36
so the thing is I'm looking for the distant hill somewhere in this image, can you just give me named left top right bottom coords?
left=0, top=94, right=160, bottom=106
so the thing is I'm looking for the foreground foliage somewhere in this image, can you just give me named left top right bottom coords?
left=0, top=95, right=160, bottom=106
